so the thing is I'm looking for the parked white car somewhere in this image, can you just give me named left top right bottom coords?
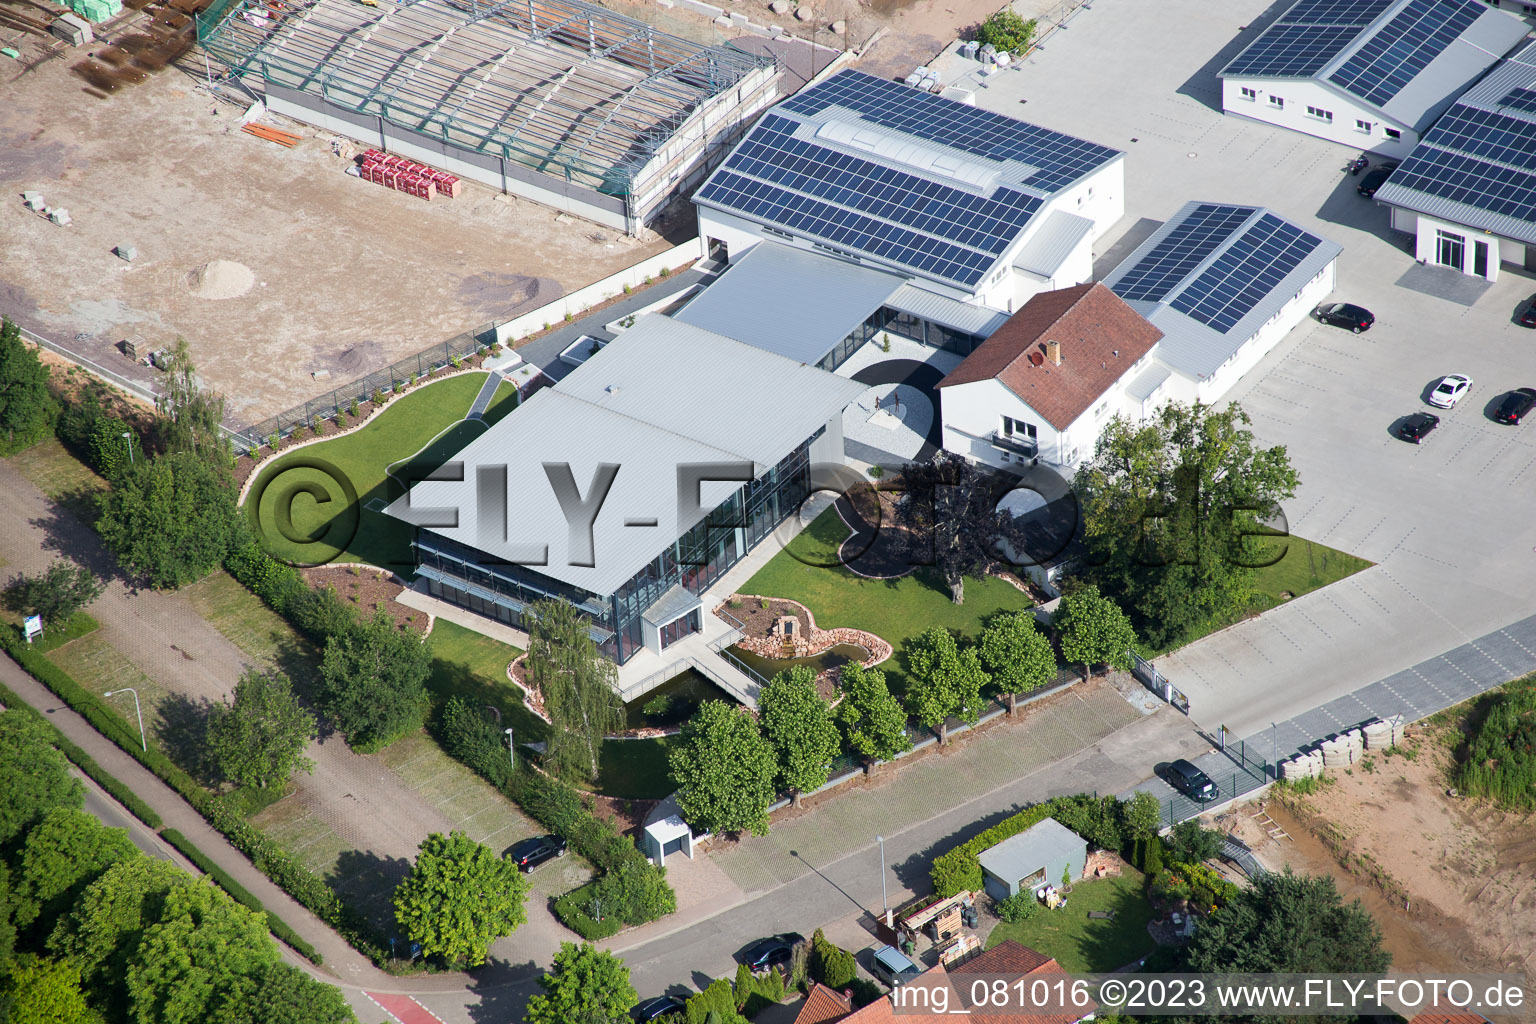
left=1428, top=374, right=1472, bottom=409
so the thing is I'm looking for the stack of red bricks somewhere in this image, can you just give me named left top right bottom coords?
left=358, top=150, right=462, bottom=201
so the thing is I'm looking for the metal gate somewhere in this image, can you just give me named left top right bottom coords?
left=1130, top=651, right=1188, bottom=715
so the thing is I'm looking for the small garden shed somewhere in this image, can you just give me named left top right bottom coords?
left=641, top=792, right=699, bottom=866
left=977, top=817, right=1087, bottom=902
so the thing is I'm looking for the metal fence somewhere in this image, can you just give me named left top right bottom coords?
left=1160, top=766, right=1271, bottom=830
left=232, top=321, right=500, bottom=452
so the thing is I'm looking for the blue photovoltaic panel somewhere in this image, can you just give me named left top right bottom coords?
left=1428, top=105, right=1536, bottom=168
left=1387, top=145, right=1536, bottom=220
left=1498, top=87, right=1536, bottom=115
left=1223, top=23, right=1362, bottom=77
left=1327, top=0, right=1482, bottom=107
left=778, top=70, right=1119, bottom=193
left=1111, top=204, right=1255, bottom=303
left=694, top=112, right=1041, bottom=286
left=1170, top=214, right=1324, bottom=334
left=1281, top=0, right=1393, bottom=25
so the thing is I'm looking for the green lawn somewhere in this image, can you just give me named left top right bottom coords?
left=481, top=380, right=520, bottom=427
left=742, top=507, right=1034, bottom=695
left=7, top=437, right=107, bottom=522
left=424, top=618, right=546, bottom=744
left=181, top=570, right=322, bottom=683
left=593, top=736, right=675, bottom=800
left=242, top=372, right=491, bottom=573
left=985, top=870, right=1155, bottom=973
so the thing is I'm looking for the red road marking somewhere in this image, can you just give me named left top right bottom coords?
left=366, top=991, right=447, bottom=1024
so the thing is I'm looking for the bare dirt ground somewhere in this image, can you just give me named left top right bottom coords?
left=0, top=44, right=673, bottom=427
left=1224, top=729, right=1536, bottom=985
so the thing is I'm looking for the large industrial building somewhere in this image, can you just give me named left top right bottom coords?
left=1374, top=40, right=1536, bottom=281
left=198, top=0, right=778, bottom=232
left=1218, top=0, right=1526, bottom=159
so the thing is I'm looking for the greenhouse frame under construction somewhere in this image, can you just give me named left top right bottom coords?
left=198, top=0, right=778, bottom=232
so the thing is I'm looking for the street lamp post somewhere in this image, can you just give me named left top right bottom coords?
left=1271, top=722, right=1278, bottom=780
left=505, top=727, right=515, bottom=771
left=876, top=834, right=888, bottom=920
left=121, top=432, right=134, bottom=464
left=104, top=688, right=146, bottom=752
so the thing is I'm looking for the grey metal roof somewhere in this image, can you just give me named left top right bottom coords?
left=558, top=313, right=867, bottom=469
left=1219, top=0, right=1525, bottom=133
left=1125, top=363, right=1172, bottom=402
left=386, top=316, right=863, bottom=596
left=1374, top=40, right=1536, bottom=246
left=1103, top=202, right=1343, bottom=382
left=673, top=242, right=904, bottom=365
left=886, top=284, right=1011, bottom=337
left=976, top=817, right=1085, bottom=884
left=1012, top=210, right=1096, bottom=278
left=642, top=585, right=701, bottom=628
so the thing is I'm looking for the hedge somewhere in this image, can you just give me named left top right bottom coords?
left=0, top=674, right=162, bottom=829
left=160, top=827, right=322, bottom=964
left=930, top=793, right=1134, bottom=896
left=0, top=625, right=390, bottom=965
left=551, top=882, right=622, bottom=941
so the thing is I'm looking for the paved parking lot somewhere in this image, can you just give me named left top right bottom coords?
left=938, top=0, right=1536, bottom=740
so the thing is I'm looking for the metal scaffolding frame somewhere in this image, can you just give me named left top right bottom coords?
left=198, top=0, right=773, bottom=195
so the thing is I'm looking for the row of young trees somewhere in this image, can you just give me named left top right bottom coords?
left=0, top=709, right=358, bottom=1024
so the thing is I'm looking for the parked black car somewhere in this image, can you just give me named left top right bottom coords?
left=1164, top=758, right=1219, bottom=802
left=1314, top=302, right=1375, bottom=333
left=1399, top=411, right=1440, bottom=443
left=1494, top=387, right=1536, bottom=425
left=631, top=996, right=687, bottom=1021
left=1518, top=297, right=1536, bottom=328
left=1356, top=163, right=1399, bottom=197
left=506, top=834, right=567, bottom=871
left=736, top=933, right=805, bottom=972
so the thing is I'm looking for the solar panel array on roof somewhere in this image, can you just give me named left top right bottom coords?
left=1111, top=204, right=1253, bottom=303
left=1221, top=0, right=1389, bottom=79
left=1326, top=0, right=1482, bottom=106
left=1499, top=87, right=1536, bottom=114
left=1282, top=0, right=1394, bottom=25
left=1389, top=146, right=1536, bottom=219
left=695, top=69, right=1119, bottom=288
left=1430, top=106, right=1536, bottom=167
left=776, top=70, right=1119, bottom=193
left=1170, top=214, right=1325, bottom=333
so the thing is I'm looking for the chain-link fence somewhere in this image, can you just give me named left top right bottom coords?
left=231, top=322, right=499, bottom=454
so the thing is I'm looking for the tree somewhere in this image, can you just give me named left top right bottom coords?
left=206, top=669, right=316, bottom=790
left=94, top=452, right=242, bottom=589
left=526, top=599, right=622, bottom=782
left=1180, top=870, right=1388, bottom=1022
left=213, top=962, right=357, bottom=1024
left=11, top=808, right=137, bottom=932
left=0, top=955, right=99, bottom=1024
left=46, top=858, right=189, bottom=1003
left=392, top=831, right=529, bottom=968
left=0, top=863, right=17, bottom=978
left=125, top=879, right=279, bottom=1024
left=1166, top=820, right=1224, bottom=864
left=976, top=611, right=1055, bottom=697
left=974, top=8, right=1036, bottom=53
left=2, top=560, right=104, bottom=629
left=0, top=316, right=57, bottom=455
left=902, top=627, right=988, bottom=743
left=891, top=451, right=1022, bottom=604
left=0, top=711, right=83, bottom=848
left=318, top=609, right=431, bottom=749
left=154, top=337, right=226, bottom=460
left=523, top=941, right=637, bottom=1024
left=758, top=666, right=840, bottom=804
left=1051, top=585, right=1135, bottom=678
left=835, top=663, right=911, bottom=762
left=1075, top=402, right=1299, bottom=649
left=669, top=700, right=777, bottom=837
left=1122, top=790, right=1164, bottom=842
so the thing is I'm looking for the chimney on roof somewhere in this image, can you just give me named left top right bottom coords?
left=1046, top=340, right=1062, bottom=366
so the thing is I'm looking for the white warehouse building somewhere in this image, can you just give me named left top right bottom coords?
left=1218, top=0, right=1526, bottom=160
left=691, top=68, right=1125, bottom=343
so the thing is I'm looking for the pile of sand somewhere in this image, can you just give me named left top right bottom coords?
left=186, top=259, right=255, bottom=300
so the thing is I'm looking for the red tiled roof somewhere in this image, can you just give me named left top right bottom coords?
left=841, top=942, right=1094, bottom=1024
left=794, top=983, right=854, bottom=1024
left=937, top=282, right=1163, bottom=431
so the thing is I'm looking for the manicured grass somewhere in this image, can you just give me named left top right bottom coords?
left=7, top=437, right=107, bottom=521
left=984, top=870, right=1155, bottom=973
left=1248, top=535, right=1372, bottom=611
left=0, top=610, right=99, bottom=653
left=181, top=570, right=321, bottom=681
left=482, top=380, right=520, bottom=426
left=593, top=736, right=676, bottom=800
left=45, top=632, right=174, bottom=744
left=242, top=372, right=490, bottom=573
left=742, top=507, right=1034, bottom=695
left=424, top=619, right=546, bottom=744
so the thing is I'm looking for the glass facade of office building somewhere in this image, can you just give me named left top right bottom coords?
left=816, top=306, right=990, bottom=372
left=413, top=431, right=817, bottom=664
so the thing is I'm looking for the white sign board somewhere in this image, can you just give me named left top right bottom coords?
left=23, top=615, right=43, bottom=642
